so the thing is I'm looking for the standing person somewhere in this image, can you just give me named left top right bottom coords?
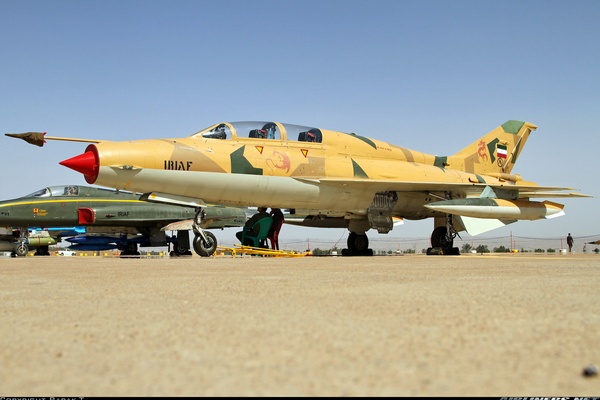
left=567, top=233, right=574, bottom=252
left=268, top=208, right=285, bottom=250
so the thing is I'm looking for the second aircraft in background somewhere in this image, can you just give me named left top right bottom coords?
left=0, top=185, right=246, bottom=257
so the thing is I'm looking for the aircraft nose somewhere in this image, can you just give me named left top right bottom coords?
left=59, top=145, right=99, bottom=184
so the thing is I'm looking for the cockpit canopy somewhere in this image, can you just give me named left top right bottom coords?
left=24, top=185, right=123, bottom=198
left=26, top=185, right=82, bottom=197
left=193, top=121, right=323, bottom=143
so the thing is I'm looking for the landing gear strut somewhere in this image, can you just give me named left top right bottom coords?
left=193, top=231, right=217, bottom=257
left=192, top=207, right=217, bottom=257
left=12, top=228, right=29, bottom=257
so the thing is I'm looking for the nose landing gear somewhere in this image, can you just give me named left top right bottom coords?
left=191, top=207, right=218, bottom=257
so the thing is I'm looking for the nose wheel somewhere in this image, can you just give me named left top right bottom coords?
left=191, top=207, right=218, bottom=257
left=193, top=231, right=217, bottom=257
left=13, top=242, right=29, bottom=257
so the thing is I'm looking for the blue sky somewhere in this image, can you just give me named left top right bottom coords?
left=1, top=0, right=599, bottom=250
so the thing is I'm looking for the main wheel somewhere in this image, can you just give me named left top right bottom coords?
left=430, top=226, right=457, bottom=255
left=120, top=242, right=141, bottom=258
left=172, top=230, right=192, bottom=256
left=172, top=248, right=193, bottom=256
left=171, top=244, right=193, bottom=256
left=431, top=226, right=449, bottom=248
left=35, top=246, right=51, bottom=256
left=193, top=231, right=217, bottom=257
left=347, top=232, right=369, bottom=252
left=345, top=232, right=371, bottom=256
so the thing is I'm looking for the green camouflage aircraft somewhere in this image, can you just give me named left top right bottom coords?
left=6, top=120, right=590, bottom=256
left=0, top=185, right=246, bottom=257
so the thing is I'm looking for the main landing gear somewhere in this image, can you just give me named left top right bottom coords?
left=342, top=215, right=461, bottom=256
left=34, top=246, right=51, bottom=256
left=426, top=215, right=460, bottom=256
left=169, top=230, right=193, bottom=257
left=191, top=208, right=217, bottom=257
left=120, top=241, right=141, bottom=258
left=341, top=192, right=397, bottom=256
left=341, top=232, right=374, bottom=256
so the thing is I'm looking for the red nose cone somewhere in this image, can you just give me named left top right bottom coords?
left=59, top=145, right=99, bottom=184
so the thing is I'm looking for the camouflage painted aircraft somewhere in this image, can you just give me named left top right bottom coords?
left=0, top=185, right=246, bottom=257
left=6, top=120, right=590, bottom=255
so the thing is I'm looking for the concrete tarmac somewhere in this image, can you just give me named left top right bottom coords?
left=1, top=253, right=599, bottom=396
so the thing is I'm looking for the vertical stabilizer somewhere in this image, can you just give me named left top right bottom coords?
left=448, top=120, right=537, bottom=175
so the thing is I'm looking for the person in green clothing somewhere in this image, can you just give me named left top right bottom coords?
left=236, top=207, right=271, bottom=245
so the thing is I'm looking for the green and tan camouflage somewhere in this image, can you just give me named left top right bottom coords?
left=6, top=120, right=590, bottom=256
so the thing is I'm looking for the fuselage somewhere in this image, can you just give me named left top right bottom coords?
left=11, top=119, right=584, bottom=254
left=62, top=121, right=518, bottom=220
left=0, top=185, right=245, bottom=229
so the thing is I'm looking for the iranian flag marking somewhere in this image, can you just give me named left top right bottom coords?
left=497, top=144, right=507, bottom=158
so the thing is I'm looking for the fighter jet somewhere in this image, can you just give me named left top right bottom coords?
left=6, top=120, right=590, bottom=255
left=0, top=184, right=246, bottom=257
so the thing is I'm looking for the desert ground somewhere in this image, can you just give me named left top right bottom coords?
left=1, top=253, right=599, bottom=396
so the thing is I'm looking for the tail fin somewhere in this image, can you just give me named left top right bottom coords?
left=448, top=120, right=537, bottom=175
